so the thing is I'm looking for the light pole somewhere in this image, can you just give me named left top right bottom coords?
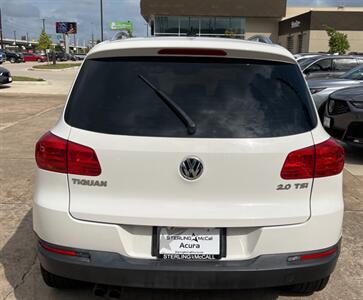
left=41, top=18, right=46, bottom=32
left=100, top=0, right=104, bottom=41
left=0, top=8, right=4, bottom=50
left=13, top=30, right=16, bottom=46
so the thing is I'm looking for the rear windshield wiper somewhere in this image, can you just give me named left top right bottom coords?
left=138, top=74, right=197, bottom=135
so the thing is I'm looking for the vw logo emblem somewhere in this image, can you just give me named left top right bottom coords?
left=179, top=156, right=204, bottom=181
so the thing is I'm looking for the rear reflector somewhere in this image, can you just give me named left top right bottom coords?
left=40, top=242, right=77, bottom=257
left=158, top=48, right=227, bottom=56
left=287, top=247, right=337, bottom=262
left=300, top=248, right=337, bottom=261
left=281, top=138, right=344, bottom=179
left=35, top=132, right=101, bottom=176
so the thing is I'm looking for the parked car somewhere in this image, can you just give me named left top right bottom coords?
left=323, top=85, right=363, bottom=146
left=54, top=52, right=68, bottom=61
left=66, top=53, right=78, bottom=61
left=74, top=54, right=86, bottom=61
left=23, top=52, right=47, bottom=62
left=296, top=54, right=324, bottom=63
left=34, top=37, right=344, bottom=294
left=308, top=64, right=363, bottom=115
left=0, top=66, right=12, bottom=85
left=299, top=55, right=363, bottom=79
left=0, top=49, right=6, bottom=64
left=5, top=51, right=24, bottom=63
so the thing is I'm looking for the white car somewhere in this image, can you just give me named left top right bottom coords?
left=34, top=37, right=344, bottom=294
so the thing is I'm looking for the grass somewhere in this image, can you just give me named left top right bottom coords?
left=32, top=63, right=81, bottom=70
left=12, top=76, right=45, bottom=82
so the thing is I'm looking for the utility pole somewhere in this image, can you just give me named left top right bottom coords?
left=0, top=8, right=4, bottom=50
left=100, top=0, right=104, bottom=41
left=91, top=32, right=94, bottom=48
left=13, top=31, right=16, bottom=46
left=41, top=18, right=46, bottom=32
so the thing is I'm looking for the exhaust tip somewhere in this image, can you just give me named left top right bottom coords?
left=108, top=286, right=123, bottom=299
left=93, top=284, right=108, bottom=297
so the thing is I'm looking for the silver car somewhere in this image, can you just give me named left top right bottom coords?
left=308, top=64, right=363, bottom=116
left=300, top=55, right=363, bottom=80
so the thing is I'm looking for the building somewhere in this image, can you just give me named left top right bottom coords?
left=141, top=0, right=287, bottom=41
left=140, top=1, right=363, bottom=54
left=279, top=8, right=363, bottom=54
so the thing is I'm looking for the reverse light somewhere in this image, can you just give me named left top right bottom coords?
left=281, top=138, right=344, bottom=179
left=35, top=132, right=101, bottom=176
left=310, top=87, right=326, bottom=94
left=158, top=48, right=227, bottom=56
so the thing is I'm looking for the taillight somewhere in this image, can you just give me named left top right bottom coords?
left=281, top=138, right=344, bottom=180
left=35, top=132, right=101, bottom=176
left=314, top=138, right=345, bottom=178
left=35, top=132, right=67, bottom=173
left=158, top=48, right=227, bottom=56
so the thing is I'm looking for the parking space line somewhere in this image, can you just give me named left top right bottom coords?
left=0, top=104, right=64, bottom=131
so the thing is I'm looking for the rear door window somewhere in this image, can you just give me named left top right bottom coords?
left=333, top=58, right=358, bottom=71
left=306, top=58, right=332, bottom=73
left=65, top=57, right=316, bottom=138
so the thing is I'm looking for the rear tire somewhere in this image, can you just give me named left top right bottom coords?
left=41, top=265, right=80, bottom=289
left=283, top=276, right=330, bottom=294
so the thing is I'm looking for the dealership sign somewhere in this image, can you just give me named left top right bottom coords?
left=56, top=22, right=77, bottom=34
left=291, top=20, right=301, bottom=29
left=109, top=21, right=133, bottom=31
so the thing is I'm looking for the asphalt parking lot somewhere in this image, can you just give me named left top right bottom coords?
left=0, top=64, right=362, bottom=299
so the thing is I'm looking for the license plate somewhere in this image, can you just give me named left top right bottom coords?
left=323, top=116, right=331, bottom=128
left=8, top=77, right=12, bottom=82
left=155, top=227, right=224, bottom=260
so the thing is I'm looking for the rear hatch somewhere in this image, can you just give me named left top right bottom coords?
left=65, top=55, right=317, bottom=227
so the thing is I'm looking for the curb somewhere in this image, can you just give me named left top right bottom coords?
left=29, top=66, right=80, bottom=72
left=12, top=81, right=49, bottom=86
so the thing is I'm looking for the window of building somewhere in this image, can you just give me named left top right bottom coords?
left=287, top=36, right=294, bottom=52
left=154, top=16, right=245, bottom=38
left=297, top=34, right=303, bottom=53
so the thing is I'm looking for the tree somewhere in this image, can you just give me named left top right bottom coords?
left=37, top=30, right=52, bottom=51
left=225, top=29, right=236, bottom=38
left=325, top=26, right=350, bottom=55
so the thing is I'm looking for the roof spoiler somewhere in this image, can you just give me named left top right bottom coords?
left=247, top=35, right=273, bottom=45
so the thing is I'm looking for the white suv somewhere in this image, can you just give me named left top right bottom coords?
left=34, top=37, right=344, bottom=294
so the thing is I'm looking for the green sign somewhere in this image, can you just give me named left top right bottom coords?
left=109, top=21, right=133, bottom=31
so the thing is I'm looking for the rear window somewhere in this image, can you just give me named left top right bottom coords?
left=65, top=57, right=316, bottom=138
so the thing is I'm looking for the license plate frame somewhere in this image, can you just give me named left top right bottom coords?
left=152, top=227, right=226, bottom=260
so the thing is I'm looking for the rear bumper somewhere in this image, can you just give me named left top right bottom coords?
left=38, top=239, right=340, bottom=289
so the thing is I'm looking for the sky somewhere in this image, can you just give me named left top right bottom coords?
left=1, top=0, right=363, bottom=46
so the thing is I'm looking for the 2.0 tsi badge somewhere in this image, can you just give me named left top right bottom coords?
left=179, top=156, right=204, bottom=180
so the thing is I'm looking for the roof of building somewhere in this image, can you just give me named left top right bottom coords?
left=285, top=6, right=363, bottom=19
left=87, top=37, right=296, bottom=64
left=141, top=0, right=287, bottom=20
left=279, top=10, right=363, bottom=35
